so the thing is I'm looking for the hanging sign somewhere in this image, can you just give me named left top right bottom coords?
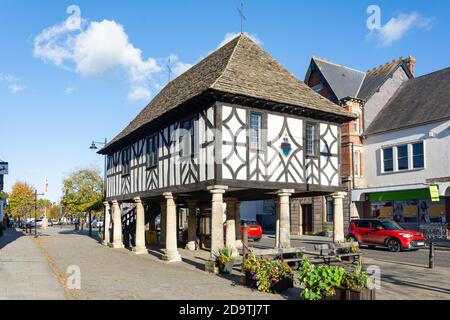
left=429, top=185, right=440, bottom=202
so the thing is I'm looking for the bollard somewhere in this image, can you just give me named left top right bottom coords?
left=242, top=223, right=249, bottom=257
left=429, top=242, right=435, bottom=269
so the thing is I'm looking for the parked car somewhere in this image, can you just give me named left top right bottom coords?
left=347, top=219, right=426, bottom=252
left=240, top=219, right=263, bottom=241
left=91, top=219, right=103, bottom=229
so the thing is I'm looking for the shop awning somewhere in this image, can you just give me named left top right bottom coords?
left=369, top=185, right=440, bottom=202
left=352, top=184, right=440, bottom=202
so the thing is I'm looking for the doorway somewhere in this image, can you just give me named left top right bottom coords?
left=302, top=204, right=313, bottom=235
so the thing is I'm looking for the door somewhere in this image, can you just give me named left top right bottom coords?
left=356, top=220, right=372, bottom=244
left=302, top=204, right=313, bottom=235
left=366, top=220, right=389, bottom=245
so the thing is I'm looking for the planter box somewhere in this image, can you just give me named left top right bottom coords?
left=325, top=287, right=376, bottom=300
left=272, top=277, right=294, bottom=293
left=218, top=262, right=234, bottom=274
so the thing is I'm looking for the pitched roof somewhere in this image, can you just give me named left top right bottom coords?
left=102, top=35, right=353, bottom=152
left=312, top=57, right=366, bottom=101
left=364, top=67, right=450, bottom=135
left=357, top=58, right=410, bottom=101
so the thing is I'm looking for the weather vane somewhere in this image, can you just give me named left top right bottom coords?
left=167, top=57, right=173, bottom=83
left=237, top=2, right=246, bottom=34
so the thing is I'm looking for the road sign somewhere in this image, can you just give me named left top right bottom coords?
left=0, top=162, right=8, bottom=175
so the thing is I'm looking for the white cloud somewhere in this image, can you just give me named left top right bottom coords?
left=370, top=12, right=432, bottom=47
left=33, top=14, right=190, bottom=102
left=0, top=73, right=24, bottom=94
left=8, top=83, right=24, bottom=94
left=128, top=86, right=151, bottom=102
left=166, top=54, right=192, bottom=78
left=64, top=87, right=76, bottom=94
left=217, top=32, right=262, bottom=49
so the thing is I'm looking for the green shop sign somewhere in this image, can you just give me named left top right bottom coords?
left=369, top=185, right=440, bottom=202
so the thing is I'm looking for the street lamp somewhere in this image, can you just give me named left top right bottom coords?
left=89, top=138, right=107, bottom=238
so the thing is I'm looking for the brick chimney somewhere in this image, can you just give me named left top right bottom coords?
left=403, top=56, right=416, bottom=77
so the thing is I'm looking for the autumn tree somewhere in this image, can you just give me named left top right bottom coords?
left=7, top=181, right=35, bottom=220
left=61, top=168, right=103, bottom=219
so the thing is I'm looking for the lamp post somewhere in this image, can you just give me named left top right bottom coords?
left=34, top=190, right=45, bottom=238
left=89, top=138, right=107, bottom=238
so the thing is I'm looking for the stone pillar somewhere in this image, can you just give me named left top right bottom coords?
left=185, top=201, right=197, bottom=251
left=206, top=186, right=228, bottom=272
left=333, top=192, right=347, bottom=243
left=162, top=193, right=181, bottom=262
left=111, top=200, right=124, bottom=249
left=235, top=201, right=242, bottom=249
left=160, top=202, right=166, bottom=246
left=277, top=189, right=294, bottom=248
left=275, top=200, right=280, bottom=248
left=225, top=198, right=239, bottom=257
left=103, top=202, right=111, bottom=246
left=133, top=197, right=147, bottom=254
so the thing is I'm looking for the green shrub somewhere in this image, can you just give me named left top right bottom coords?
left=298, top=257, right=346, bottom=300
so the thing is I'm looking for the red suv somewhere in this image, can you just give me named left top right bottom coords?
left=347, top=219, right=426, bottom=252
left=240, top=219, right=263, bottom=241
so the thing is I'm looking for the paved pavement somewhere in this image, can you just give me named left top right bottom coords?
left=27, top=226, right=295, bottom=300
left=1, top=226, right=449, bottom=300
left=0, top=228, right=66, bottom=300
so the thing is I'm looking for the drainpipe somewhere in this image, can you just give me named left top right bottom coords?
left=341, top=141, right=355, bottom=226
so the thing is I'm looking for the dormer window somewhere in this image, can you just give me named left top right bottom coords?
left=312, top=83, right=324, bottom=93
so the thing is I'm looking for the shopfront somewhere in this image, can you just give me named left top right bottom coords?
left=353, top=185, right=449, bottom=230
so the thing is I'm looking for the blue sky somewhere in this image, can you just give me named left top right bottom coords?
left=1, top=0, right=449, bottom=202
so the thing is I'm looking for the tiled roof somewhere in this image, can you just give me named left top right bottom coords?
left=103, top=35, right=353, bottom=151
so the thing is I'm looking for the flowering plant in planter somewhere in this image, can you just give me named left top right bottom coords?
left=341, top=259, right=370, bottom=291
left=214, top=246, right=235, bottom=274
left=241, top=254, right=293, bottom=293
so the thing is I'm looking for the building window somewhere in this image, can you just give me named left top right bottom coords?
left=413, top=142, right=424, bottom=169
left=397, top=144, right=409, bottom=170
left=383, top=147, right=393, bottom=172
left=250, top=112, right=262, bottom=149
left=180, top=118, right=195, bottom=157
left=354, top=150, right=361, bottom=177
left=326, top=198, right=334, bottom=222
left=312, top=83, right=323, bottom=93
left=353, top=113, right=360, bottom=134
left=122, top=147, right=131, bottom=176
left=147, top=135, right=158, bottom=168
left=306, top=122, right=318, bottom=156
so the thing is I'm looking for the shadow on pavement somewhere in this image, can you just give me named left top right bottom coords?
left=381, top=274, right=450, bottom=295
left=0, top=228, right=24, bottom=250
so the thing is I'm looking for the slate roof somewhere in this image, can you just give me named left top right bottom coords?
left=357, top=58, right=410, bottom=101
left=102, top=35, right=353, bottom=153
left=364, top=67, right=450, bottom=135
left=309, top=57, right=412, bottom=102
left=312, top=57, right=366, bottom=101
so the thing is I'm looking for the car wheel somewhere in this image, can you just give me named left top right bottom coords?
left=387, top=239, right=401, bottom=252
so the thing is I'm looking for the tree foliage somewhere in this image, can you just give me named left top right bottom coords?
left=61, top=168, right=103, bottom=218
left=7, top=181, right=35, bottom=220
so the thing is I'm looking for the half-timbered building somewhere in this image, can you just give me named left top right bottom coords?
left=99, top=35, right=354, bottom=271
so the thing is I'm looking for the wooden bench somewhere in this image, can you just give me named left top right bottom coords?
left=248, top=247, right=305, bottom=270
left=304, top=242, right=361, bottom=265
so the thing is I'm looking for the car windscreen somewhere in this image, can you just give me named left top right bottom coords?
left=241, top=220, right=258, bottom=225
left=381, top=220, right=403, bottom=230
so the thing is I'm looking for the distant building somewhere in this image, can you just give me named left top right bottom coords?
left=302, top=56, right=415, bottom=234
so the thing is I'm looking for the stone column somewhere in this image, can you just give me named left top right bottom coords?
left=111, top=200, right=124, bottom=249
left=206, top=186, right=228, bottom=272
left=162, top=193, right=181, bottom=262
left=133, top=197, right=147, bottom=254
left=185, top=201, right=197, bottom=251
left=160, top=202, right=166, bottom=246
left=277, top=189, right=294, bottom=248
left=332, top=192, right=347, bottom=243
left=275, top=200, right=280, bottom=248
left=235, top=201, right=242, bottom=249
left=102, top=202, right=111, bottom=246
left=225, top=198, right=239, bottom=257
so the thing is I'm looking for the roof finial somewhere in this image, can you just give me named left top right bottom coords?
left=166, top=57, right=173, bottom=83
left=237, top=2, right=246, bottom=34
